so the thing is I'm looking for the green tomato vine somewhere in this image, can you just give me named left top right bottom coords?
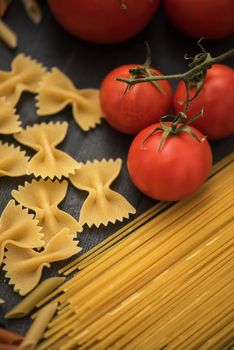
left=117, top=41, right=234, bottom=150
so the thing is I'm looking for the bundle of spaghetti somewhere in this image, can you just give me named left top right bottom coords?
left=40, top=160, right=233, bottom=309
left=59, top=201, right=170, bottom=275
left=36, top=201, right=171, bottom=309
left=40, top=213, right=232, bottom=348
left=34, top=154, right=233, bottom=350
left=35, top=161, right=232, bottom=312
left=59, top=151, right=234, bottom=276
left=44, top=222, right=232, bottom=349
left=38, top=221, right=232, bottom=348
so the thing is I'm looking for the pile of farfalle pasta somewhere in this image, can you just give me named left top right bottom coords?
left=0, top=54, right=136, bottom=296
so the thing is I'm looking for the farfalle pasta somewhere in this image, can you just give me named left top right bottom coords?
left=0, top=141, right=29, bottom=177
left=0, top=97, right=21, bottom=134
left=3, top=228, right=81, bottom=295
left=0, top=200, right=44, bottom=266
left=69, top=159, right=136, bottom=227
left=13, top=121, right=80, bottom=179
left=12, top=178, right=83, bottom=245
left=0, top=54, right=46, bottom=106
left=36, top=68, right=103, bottom=131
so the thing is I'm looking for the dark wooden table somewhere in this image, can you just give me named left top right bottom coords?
left=0, top=0, right=233, bottom=335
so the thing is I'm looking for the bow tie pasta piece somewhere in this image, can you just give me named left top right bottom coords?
left=0, top=200, right=44, bottom=266
left=0, top=54, right=46, bottom=106
left=36, top=68, right=103, bottom=131
left=69, top=159, right=136, bottom=228
left=3, top=228, right=81, bottom=295
left=0, top=97, right=21, bottom=134
left=13, top=121, right=81, bottom=179
left=12, top=179, right=83, bottom=245
left=0, top=141, right=29, bottom=177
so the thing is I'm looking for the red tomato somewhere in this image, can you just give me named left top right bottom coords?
left=127, top=123, right=212, bottom=201
left=173, top=64, right=234, bottom=140
left=164, top=0, right=234, bottom=39
left=100, top=64, right=173, bottom=134
left=48, top=0, right=160, bottom=44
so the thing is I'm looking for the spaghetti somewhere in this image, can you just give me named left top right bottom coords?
left=31, top=153, right=233, bottom=349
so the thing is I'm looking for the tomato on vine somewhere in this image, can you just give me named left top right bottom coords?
left=127, top=114, right=213, bottom=201
left=117, top=43, right=234, bottom=139
left=100, top=64, right=172, bottom=134
left=173, top=64, right=234, bottom=140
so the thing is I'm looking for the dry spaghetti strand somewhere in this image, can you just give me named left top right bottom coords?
left=35, top=153, right=233, bottom=350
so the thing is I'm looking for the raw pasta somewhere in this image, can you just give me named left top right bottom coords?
left=19, top=302, right=57, bottom=350
left=0, top=54, right=46, bottom=106
left=0, top=199, right=43, bottom=266
left=34, top=155, right=233, bottom=350
left=21, top=0, right=42, bottom=24
left=0, top=18, right=17, bottom=49
left=12, top=178, right=83, bottom=244
left=13, top=121, right=80, bottom=179
left=60, top=202, right=170, bottom=276
left=3, top=228, right=81, bottom=295
left=0, top=97, right=21, bottom=134
left=0, top=141, right=29, bottom=177
left=69, top=158, right=136, bottom=227
left=5, top=277, right=65, bottom=319
left=36, top=68, right=103, bottom=131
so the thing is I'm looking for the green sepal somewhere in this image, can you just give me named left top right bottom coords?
left=142, top=109, right=206, bottom=152
left=176, top=108, right=204, bottom=131
left=124, top=42, right=165, bottom=95
left=142, top=127, right=163, bottom=149
left=179, top=126, right=206, bottom=143
left=147, top=69, right=165, bottom=95
left=160, top=120, right=171, bottom=132
left=158, top=130, right=170, bottom=151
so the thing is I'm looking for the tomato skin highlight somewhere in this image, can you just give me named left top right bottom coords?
left=173, top=64, right=234, bottom=140
left=164, top=0, right=234, bottom=39
left=48, top=0, right=160, bottom=44
left=100, top=65, right=173, bottom=135
left=127, top=123, right=213, bottom=201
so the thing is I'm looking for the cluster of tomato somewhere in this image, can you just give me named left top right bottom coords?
left=100, top=63, right=234, bottom=201
left=48, top=0, right=234, bottom=202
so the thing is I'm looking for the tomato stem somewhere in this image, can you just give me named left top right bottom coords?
left=124, top=42, right=165, bottom=95
left=118, top=42, right=233, bottom=115
left=143, top=111, right=206, bottom=151
left=117, top=48, right=234, bottom=85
